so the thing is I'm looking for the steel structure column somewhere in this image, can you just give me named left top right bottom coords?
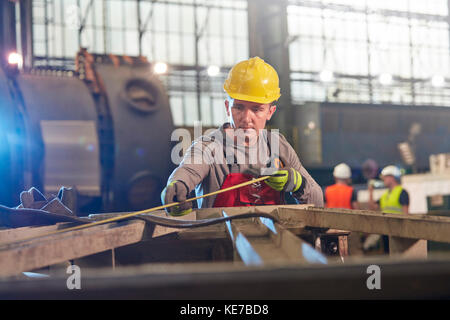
left=247, top=0, right=294, bottom=143
left=448, top=0, right=450, bottom=63
left=19, top=0, right=33, bottom=71
left=193, top=0, right=202, bottom=123
left=0, top=0, right=17, bottom=66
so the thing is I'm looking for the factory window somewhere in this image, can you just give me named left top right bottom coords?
left=288, top=0, right=450, bottom=106
left=31, top=0, right=247, bottom=127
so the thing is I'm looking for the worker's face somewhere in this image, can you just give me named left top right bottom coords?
left=225, top=98, right=276, bottom=133
left=381, top=175, right=397, bottom=188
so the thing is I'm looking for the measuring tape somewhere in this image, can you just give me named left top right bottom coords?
left=2, top=175, right=271, bottom=246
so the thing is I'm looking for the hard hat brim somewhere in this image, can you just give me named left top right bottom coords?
left=226, top=91, right=281, bottom=105
left=334, top=174, right=351, bottom=179
left=380, top=174, right=399, bottom=179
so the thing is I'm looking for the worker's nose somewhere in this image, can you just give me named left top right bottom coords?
left=242, top=108, right=254, bottom=123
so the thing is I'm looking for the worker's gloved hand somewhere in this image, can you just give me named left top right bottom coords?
left=264, top=167, right=303, bottom=193
left=161, top=180, right=192, bottom=216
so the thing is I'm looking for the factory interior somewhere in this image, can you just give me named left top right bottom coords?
left=1, top=0, right=450, bottom=302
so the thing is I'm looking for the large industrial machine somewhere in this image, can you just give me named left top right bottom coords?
left=0, top=52, right=174, bottom=214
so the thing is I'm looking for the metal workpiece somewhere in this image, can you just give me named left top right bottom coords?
left=222, top=210, right=327, bottom=266
left=1, top=205, right=450, bottom=299
left=93, top=61, right=174, bottom=211
left=15, top=73, right=101, bottom=197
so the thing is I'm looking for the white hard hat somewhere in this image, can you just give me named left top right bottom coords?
left=333, top=163, right=351, bottom=179
left=380, top=165, right=401, bottom=179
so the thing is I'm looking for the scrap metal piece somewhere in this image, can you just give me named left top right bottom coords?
left=18, top=187, right=47, bottom=209
left=1, top=186, right=82, bottom=228
left=0, top=205, right=88, bottom=228
left=40, top=198, right=73, bottom=216
left=57, top=186, right=78, bottom=214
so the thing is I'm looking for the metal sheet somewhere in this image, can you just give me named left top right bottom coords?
left=40, top=120, right=100, bottom=195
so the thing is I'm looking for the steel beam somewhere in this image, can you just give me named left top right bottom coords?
left=0, top=220, right=146, bottom=277
left=277, top=207, right=450, bottom=243
left=222, top=210, right=326, bottom=265
left=2, top=257, right=450, bottom=299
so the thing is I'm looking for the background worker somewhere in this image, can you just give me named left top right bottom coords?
left=161, top=57, right=323, bottom=216
left=324, top=163, right=361, bottom=256
left=366, top=165, right=409, bottom=253
left=325, top=163, right=359, bottom=209
left=368, top=165, right=409, bottom=215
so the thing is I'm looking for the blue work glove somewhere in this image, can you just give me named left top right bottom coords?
left=264, top=167, right=303, bottom=193
left=160, top=180, right=192, bottom=216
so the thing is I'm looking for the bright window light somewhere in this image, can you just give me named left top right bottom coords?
left=431, top=75, right=445, bottom=88
left=307, top=121, right=316, bottom=130
left=153, top=62, right=168, bottom=74
left=8, top=52, right=23, bottom=68
left=207, top=65, right=220, bottom=77
left=319, top=69, right=334, bottom=83
left=378, top=73, right=393, bottom=86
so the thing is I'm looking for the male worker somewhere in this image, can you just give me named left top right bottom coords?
left=325, top=163, right=359, bottom=209
left=161, top=57, right=323, bottom=215
left=368, top=165, right=409, bottom=215
left=366, top=165, right=409, bottom=253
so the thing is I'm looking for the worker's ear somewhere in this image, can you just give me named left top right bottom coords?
left=225, top=99, right=230, bottom=117
left=266, top=104, right=277, bottom=120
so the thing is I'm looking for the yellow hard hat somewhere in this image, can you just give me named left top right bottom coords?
left=223, top=57, right=281, bottom=104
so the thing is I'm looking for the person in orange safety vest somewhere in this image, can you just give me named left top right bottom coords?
left=325, top=163, right=359, bottom=209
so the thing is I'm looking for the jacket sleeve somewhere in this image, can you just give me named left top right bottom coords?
left=282, top=138, right=324, bottom=207
left=167, top=140, right=211, bottom=193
